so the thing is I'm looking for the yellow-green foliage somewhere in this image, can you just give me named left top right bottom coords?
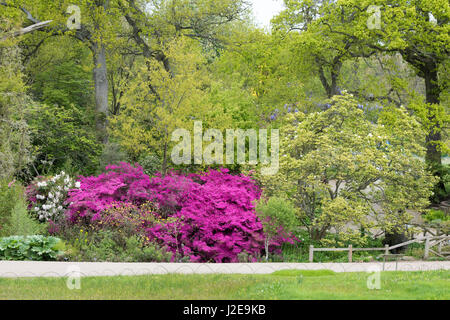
left=273, top=0, right=449, bottom=165
left=408, top=96, right=450, bottom=156
left=0, top=43, right=31, bottom=179
left=255, top=197, right=298, bottom=240
left=110, top=38, right=213, bottom=163
left=258, top=93, right=437, bottom=245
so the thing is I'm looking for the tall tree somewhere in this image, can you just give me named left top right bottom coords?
left=1, top=0, right=122, bottom=140
left=1, top=0, right=249, bottom=141
left=110, top=37, right=212, bottom=175
left=258, top=94, right=436, bottom=243
left=308, top=0, right=449, bottom=166
left=273, top=0, right=361, bottom=99
left=0, top=25, right=32, bottom=179
left=115, top=0, right=249, bottom=77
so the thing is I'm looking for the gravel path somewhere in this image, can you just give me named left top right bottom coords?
left=0, top=261, right=449, bottom=278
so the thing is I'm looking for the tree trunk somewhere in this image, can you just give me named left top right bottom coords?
left=329, top=59, right=342, bottom=97
left=265, top=238, right=269, bottom=261
left=310, top=228, right=321, bottom=241
left=161, top=140, right=168, bottom=177
left=92, top=42, right=109, bottom=143
left=317, top=58, right=342, bottom=98
left=424, top=64, right=442, bottom=166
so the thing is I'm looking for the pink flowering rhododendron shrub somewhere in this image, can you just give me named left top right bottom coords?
left=144, top=169, right=293, bottom=262
left=66, top=163, right=294, bottom=262
left=66, top=163, right=153, bottom=223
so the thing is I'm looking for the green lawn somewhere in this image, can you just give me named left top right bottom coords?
left=0, top=270, right=448, bottom=300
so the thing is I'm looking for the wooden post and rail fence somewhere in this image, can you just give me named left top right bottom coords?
left=308, top=235, right=450, bottom=263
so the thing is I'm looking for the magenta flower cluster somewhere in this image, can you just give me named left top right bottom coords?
left=66, top=163, right=153, bottom=222
left=66, top=163, right=292, bottom=262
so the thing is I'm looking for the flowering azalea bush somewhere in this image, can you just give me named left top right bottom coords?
left=26, top=171, right=80, bottom=222
left=145, top=169, right=270, bottom=262
left=65, top=163, right=295, bottom=262
left=66, top=163, right=152, bottom=223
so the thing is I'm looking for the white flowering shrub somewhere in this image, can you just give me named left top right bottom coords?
left=26, top=171, right=80, bottom=222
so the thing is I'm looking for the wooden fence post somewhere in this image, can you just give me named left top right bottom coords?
left=384, top=244, right=389, bottom=255
left=424, top=237, right=430, bottom=260
left=309, top=245, right=314, bottom=263
left=348, top=245, right=353, bottom=263
left=437, top=229, right=442, bottom=255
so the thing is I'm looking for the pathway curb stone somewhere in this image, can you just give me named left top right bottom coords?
left=0, top=261, right=449, bottom=278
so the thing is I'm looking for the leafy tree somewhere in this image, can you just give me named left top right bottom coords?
left=118, top=0, right=249, bottom=64
left=255, top=196, right=298, bottom=261
left=110, top=38, right=212, bottom=174
left=273, top=0, right=359, bottom=99
left=213, top=27, right=309, bottom=119
left=274, top=0, right=449, bottom=169
left=272, top=0, right=449, bottom=207
left=26, top=37, right=93, bottom=109
left=0, top=37, right=32, bottom=179
left=2, top=0, right=249, bottom=141
left=330, top=1, right=448, bottom=165
left=1, top=0, right=122, bottom=138
left=19, top=34, right=101, bottom=177
left=258, top=93, right=437, bottom=244
left=26, top=103, right=101, bottom=177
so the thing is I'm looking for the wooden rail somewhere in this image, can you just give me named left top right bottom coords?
left=308, top=235, right=450, bottom=263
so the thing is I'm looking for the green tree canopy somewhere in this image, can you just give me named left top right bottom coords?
left=258, top=93, right=437, bottom=244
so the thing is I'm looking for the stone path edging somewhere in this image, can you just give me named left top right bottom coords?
left=0, top=261, right=449, bottom=278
